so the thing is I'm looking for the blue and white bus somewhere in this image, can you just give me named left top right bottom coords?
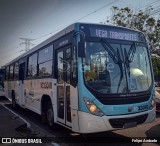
left=4, top=23, right=155, bottom=133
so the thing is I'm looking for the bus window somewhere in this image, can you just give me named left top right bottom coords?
left=6, top=66, right=9, bottom=80
left=39, top=61, right=52, bottom=76
left=27, top=53, right=37, bottom=77
left=83, top=41, right=152, bottom=94
left=14, top=62, right=19, bottom=80
left=38, top=45, right=53, bottom=63
left=57, top=51, right=64, bottom=84
left=9, top=65, right=14, bottom=80
left=38, top=45, right=53, bottom=76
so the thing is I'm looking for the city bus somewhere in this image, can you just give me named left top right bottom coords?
left=0, top=68, right=5, bottom=97
left=3, top=23, right=156, bottom=133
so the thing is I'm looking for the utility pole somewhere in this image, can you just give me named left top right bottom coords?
left=20, top=38, right=35, bottom=52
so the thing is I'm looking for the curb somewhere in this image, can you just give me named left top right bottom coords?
left=1, top=104, right=31, bottom=128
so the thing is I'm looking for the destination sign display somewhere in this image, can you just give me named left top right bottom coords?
left=90, top=27, right=141, bottom=41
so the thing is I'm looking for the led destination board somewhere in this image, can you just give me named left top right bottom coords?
left=90, top=27, right=142, bottom=42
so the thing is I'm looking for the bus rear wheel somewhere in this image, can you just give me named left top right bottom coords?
left=47, top=103, right=57, bottom=130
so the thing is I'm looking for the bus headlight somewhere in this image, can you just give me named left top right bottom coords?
left=84, top=98, right=104, bottom=117
left=89, top=105, right=97, bottom=113
left=151, top=99, right=155, bottom=107
left=151, top=92, right=156, bottom=107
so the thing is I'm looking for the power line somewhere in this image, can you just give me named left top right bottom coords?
left=34, top=0, right=118, bottom=40
left=0, top=38, right=35, bottom=65
left=139, top=0, right=160, bottom=9
left=138, top=0, right=160, bottom=17
left=150, top=8, right=160, bottom=16
left=74, top=0, right=118, bottom=22
left=1, top=0, right=118, bottom=65
left=20, top=38, right=35, bottom=52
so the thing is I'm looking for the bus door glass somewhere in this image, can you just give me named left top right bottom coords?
left=56, top=46, right=71, bottom=127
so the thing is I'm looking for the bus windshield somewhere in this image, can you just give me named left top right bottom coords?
left=83, top=41, right=152, bottom=94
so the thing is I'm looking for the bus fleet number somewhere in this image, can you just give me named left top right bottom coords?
left=138, top=105, right=148, bottom=111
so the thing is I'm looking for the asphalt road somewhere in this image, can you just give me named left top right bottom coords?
left=0, top=97, right=160, bottom=146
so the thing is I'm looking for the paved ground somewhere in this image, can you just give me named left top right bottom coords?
left=0, top=96, right=160, bottom=146
left=0, top=97, right=54, bottom=146
left=0, top=104, right=27, bottom=137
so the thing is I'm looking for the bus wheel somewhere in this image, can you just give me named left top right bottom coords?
left=47, top=103, right=57, bottom=130
left=12, top=92, right=16, bottom=108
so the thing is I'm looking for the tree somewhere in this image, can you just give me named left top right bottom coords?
left=103, top=6, right=160, bottom=51
left=151, top=56, right=160, bottom=81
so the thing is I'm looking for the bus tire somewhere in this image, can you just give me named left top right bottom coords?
left=12, top=91, right=17, bottom=109
left=47, top=102, right=57, bottom=130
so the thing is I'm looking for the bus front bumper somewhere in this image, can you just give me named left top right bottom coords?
left=77, top=107, right=156, bottom=133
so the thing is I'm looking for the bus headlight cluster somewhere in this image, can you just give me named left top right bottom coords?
left=151, top=92, right=156, bottom=107
left=84, top=98, right=104, bottom=117
left=151, top=99, right=155, bottom=107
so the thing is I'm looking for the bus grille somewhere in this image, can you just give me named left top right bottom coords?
left=109, top=114, right=148, bottom=128
left=97, top=93, right=150, bottom=105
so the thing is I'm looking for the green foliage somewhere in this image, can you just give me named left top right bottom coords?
left=151, top=57, right=160, bottom=76
left=105, top=6, right=160, bottom=50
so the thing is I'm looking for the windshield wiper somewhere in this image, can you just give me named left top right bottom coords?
left=116, top=49, right=124, bottom=93
left=124, top=42, right=136, bottom=77
left=101, top=39, right=123, bottom=64
left=100, top=39, right=123, bottom=93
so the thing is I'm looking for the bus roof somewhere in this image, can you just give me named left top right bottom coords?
left=3, top=22, right=143, bottom=67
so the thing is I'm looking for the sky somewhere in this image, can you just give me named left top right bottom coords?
left=0, top=0, right=159, bottom=67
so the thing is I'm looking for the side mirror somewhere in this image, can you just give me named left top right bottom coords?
left=71, top=72, right=77, bottom=88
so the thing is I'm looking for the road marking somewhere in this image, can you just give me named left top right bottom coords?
left=50, top=142, right=60, bottom=146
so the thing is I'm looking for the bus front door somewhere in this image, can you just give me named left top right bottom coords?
left=56, top=46, right=71, bottom=127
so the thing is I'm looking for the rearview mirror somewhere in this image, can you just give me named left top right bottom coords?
left=78, top=42, right=86, bottom=58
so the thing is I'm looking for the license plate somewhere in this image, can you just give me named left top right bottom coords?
left=123, top=122, right=137, bottom=129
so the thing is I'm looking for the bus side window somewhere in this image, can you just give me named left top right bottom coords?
left=27, top=53, right=37, bottom=77
left=5, top=66, right=9, bottom=80
left=57, top=51, right=64, bottom=84
left=9, top=65, right=14, bottom=80
left=38, top=45, right=53, bottom=76
left=14, top=62, right=19, bottom=80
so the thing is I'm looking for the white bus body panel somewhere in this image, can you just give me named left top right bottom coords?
left=24, top=78, right=54, bottom=115
left=17, top=80, right=24, bottom=106
left=77, top=107, right=155, bottom=133
left=70, top=86, right=79, bottom=131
